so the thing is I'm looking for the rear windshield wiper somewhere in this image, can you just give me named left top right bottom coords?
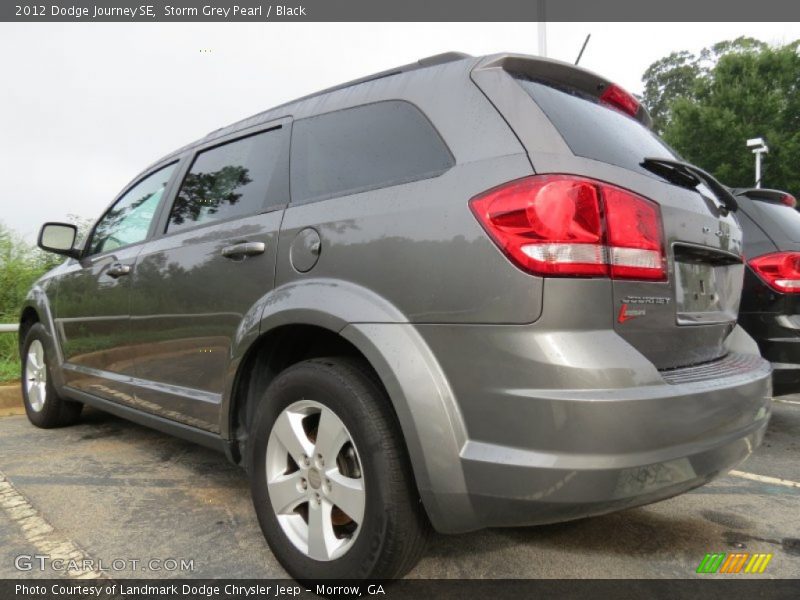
left=641, top=157, right=738, bottom=214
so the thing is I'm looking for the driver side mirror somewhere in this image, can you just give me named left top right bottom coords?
left=38, top=222, right=80, bottom=258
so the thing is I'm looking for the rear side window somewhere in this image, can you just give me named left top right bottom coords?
left=167, top=126, right=287, bottom=233
left=513, top=76, right=678, bottom=176
left=290, top=101, right=454, bottom=204
left=751, top=201, right=800, bottom=242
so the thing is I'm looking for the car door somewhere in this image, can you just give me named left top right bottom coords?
left=128, top=119, right=290, bottom=431
left=53, top=161, right=179, bottom=403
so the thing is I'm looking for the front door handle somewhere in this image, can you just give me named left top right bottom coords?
left=221, top=241, right=266, bottom=260
left=106, top=263, right=131, bottom=278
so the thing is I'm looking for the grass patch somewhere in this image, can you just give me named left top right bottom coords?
left=0, top=359, right=19, bottom=384
left=0, top=329, right=19, bottom=384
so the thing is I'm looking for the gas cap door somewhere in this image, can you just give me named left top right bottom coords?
left=290, top=227, right=321, bottom=273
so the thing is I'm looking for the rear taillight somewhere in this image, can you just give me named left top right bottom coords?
left=781, top=193, right=797, bottom=208
left=749, top=252, right=800, bottom=293
left=470, top=175, right=666, bottom=281
left=599, top=83, right=640, bottom=119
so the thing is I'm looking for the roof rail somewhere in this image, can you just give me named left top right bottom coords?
left=204, top=52, right=471, bottom=138
left=289, top=51, right=472, bottom=105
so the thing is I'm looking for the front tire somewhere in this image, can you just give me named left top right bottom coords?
left=21, top=323, right=82, bottom=428
left=248, top=357, right=429, bottom=579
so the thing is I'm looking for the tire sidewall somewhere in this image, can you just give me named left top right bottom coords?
left=249, top=361, right=394, bottom=580
left=21, top=323, right=60, bottom=426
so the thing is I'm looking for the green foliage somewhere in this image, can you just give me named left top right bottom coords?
left=642, top=50, right=701, bottom=134
left=0, top=224, right=59, bottom=318
left=641, top=37, right=800, bottom=194
left=0, top=352, right=18, bottom=382
left=0, top=222, right=62, bottom=382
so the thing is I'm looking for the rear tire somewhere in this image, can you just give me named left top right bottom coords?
left=21, top=323, right=82, bottom=428
left=248, top=357, right=430, bottom=579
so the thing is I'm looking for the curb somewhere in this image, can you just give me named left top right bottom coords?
left=0, top=384, right=23, bottom=413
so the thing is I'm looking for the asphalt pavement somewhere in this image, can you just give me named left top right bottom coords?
left=0, top=396, right=798, bottom=579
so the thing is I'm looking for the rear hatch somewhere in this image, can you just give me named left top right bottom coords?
left=735, top=188, right=800, bottom=251
left=472, top=55, right=744, bottom=369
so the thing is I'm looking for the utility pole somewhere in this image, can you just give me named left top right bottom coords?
left=747, top=137, right=769, bottom=188
left=537, top=0, right=547, bottom=57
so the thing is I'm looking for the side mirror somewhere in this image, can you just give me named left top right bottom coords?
left=38, top=222, right=80, bottom=258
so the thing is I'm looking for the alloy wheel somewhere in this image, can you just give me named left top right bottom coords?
left=25, top=339, right=47, bottom=412
left=265, top=399, right=366, bottom=561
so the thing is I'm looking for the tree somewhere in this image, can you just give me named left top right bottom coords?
left=0, top=222, right=64, bottom=380
left=0, top=222, right=61, bottom=319
left=641, top=38, right=800, bottom=194
left=641, top=50, right=700, bottom=134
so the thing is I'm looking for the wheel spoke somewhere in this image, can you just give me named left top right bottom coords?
left=267, top=472, right=306, bottom=515
left=314, top=407, right=350, bottom=466
left=266, top=398, right=366, bottom=562
left=326, top=471, right=365, bottom=524
left=307, top=500, right=336, bottom=561
left=271, top=410, right=314, bottom=465
left=28, top=381, right=43, bottom=411
left=35, top=342, right=44, bottom=368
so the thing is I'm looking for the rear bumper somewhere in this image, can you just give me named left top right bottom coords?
left=415, top=323, right=772, bottom=533
left=771, top=364, right=800, bottom=396
left=739, top=313, right=800, bottom=395
left=458, top=374, right=769, bottom=529
left=757, top=337, right=800, bottom=395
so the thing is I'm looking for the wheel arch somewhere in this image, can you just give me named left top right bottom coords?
left=19, top=283, right=67, bottom=390
left=226, top=323, right=368, bottom=460
left=18, top=305, right=40, bottom=355
left=224, top=279, right=475, bottom=532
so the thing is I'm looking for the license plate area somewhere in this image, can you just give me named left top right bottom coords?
left=674, top=246, right=742, bottom=325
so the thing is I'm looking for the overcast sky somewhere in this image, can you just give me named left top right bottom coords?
left=2, top=21, right=800, bottom=240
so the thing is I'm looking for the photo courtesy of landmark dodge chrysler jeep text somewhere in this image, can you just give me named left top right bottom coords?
left=20, top=52, right=771, bottom=580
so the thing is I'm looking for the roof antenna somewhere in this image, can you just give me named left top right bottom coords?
left=575, top=33, right=591, bottom=65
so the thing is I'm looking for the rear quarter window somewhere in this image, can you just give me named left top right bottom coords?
left=513, top=75, right=678, bottom=176
left=290, top=100, right=454, bottom=204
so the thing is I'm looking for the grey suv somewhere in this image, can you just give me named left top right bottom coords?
left=21, top=52, right=771, bottom=580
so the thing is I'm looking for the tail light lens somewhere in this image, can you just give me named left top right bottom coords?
left=469, top=175, right=666, bottom=281
left=749, top=252, right=800, bottom=292
left=781, top=193, right=797, bottom=208
left=599, top=83, right=640, bottom=119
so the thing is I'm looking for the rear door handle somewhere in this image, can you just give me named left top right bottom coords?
left=106, top=263, right=131, bottom=278
left=221, top=241, right=266, bottom=259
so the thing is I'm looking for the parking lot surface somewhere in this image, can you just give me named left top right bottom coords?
left=0, top=397, right=798, bottom=579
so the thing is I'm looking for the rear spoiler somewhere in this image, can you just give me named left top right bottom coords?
left=733, top=188, right=797, bottom=207
left=472, top=53, right=653, bottom=129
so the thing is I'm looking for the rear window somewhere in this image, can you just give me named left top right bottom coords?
left=290, top=100, right=454, bottom=204
left=167, top=126, right=287, bottom=233
left=513, top=76, right=678, bottom=176
left=751, top=201, right=800, bottom=242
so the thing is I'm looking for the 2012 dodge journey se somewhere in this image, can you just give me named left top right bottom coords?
left=21, top=52, right=771, bottom=579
